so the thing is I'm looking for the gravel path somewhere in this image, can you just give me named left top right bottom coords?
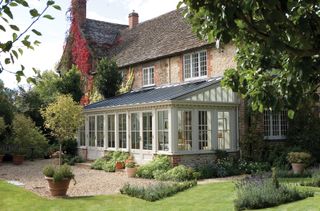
left=0, top=159, right=158, bottom=198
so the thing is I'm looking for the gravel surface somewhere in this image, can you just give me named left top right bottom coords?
left=0, top=159, right=158, bottom=198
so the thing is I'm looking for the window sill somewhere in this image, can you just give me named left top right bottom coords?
left=184, top=76, right=208, bottom=82
left=264, top=136, right=287, bottom=141
left=142, top=84, right=155, bottom=88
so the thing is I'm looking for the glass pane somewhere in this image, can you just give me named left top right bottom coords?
left=143, top=112, right=152, bottom=150
left=158, top=111, right=168, bottom=151
left=107, top=115, right=115, bottom=148
left=89, top=116, right=95, bottom=147
left=131, top=113, right=140, bottom=149
left=119, top=114, right=127, bottom=148
left=178, top=111, right=192, bottom=151
left=217, top=112, right=231, bottom=150
left=184, top=54, right=191, bottom=79
left=97, top=115, right=104, bottom=147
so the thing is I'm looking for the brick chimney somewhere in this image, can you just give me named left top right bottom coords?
left=72, top=0, right=87, bottom=26
left=128, top=10, right=139, bottom=29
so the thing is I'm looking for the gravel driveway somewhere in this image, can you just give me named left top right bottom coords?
left=0, top=159, right=157, bottom=198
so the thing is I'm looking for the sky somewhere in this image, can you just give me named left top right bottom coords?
left=0, top=0, right=180, bottom=89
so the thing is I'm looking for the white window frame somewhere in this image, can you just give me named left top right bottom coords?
left=177, top=110, right=193, bottom=151
left=142, top=112, right=153, bottom=150
left=118, top=113, right=127, bottom=149
left=96, top=115, right=104, bottom=148
left=157, top=110, right=169, bottom=151
left=264, top=110, right=288, bottom=140
left=142, top=66, right=155, bottom=87
left=79, top=123, right=86, bottom=147
left=183, top=50, right=207, bottom=81
left=217, top=111, right=231, bottom=150
left=88, top=116, right=96, bottom=147
left=198, top=110, right=211, bottom=150
left=107, top=114, right=116, bottom=149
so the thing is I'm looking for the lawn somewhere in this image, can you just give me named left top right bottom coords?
left=0, top=180, right=319, bottom=211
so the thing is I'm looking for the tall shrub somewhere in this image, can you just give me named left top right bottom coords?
left=95, top=58, right=122, bottom=98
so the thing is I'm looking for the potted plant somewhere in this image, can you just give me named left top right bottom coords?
left=115, top=161, right=124, bottom=170
left=287, top=152, right=311, bottom=174
left=43, top=164, right=76, bottom=196
left=125, top=155, right=134, bottom=164
left=125, top=161, right=137, bottom=177
left=12, top=148, right=26, bottom=165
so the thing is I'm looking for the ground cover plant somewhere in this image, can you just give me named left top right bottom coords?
left=91, top=151, right=129, bottom=172
left=234, top=171, right=314, bottom=211
left=120, top=181, right=197, bottom=201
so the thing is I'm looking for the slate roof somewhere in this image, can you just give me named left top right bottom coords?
left=81, top=9, right=209, bottom=68
left=84, top=77, right=221, bottom=111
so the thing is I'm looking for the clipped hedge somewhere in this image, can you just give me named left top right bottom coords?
left=154, top=165, right=200, bottom=182
left=136, top=155, right=171, bottom=179
left=120, top=181, right=197, bottom=201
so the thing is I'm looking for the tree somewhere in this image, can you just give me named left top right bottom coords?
left=95, top=58, right=122, bottom=98
left=41, top=95, right=83, bottom=164
left=0, top=80, right=14, bottom=125
left=180, top=0, right=320, bottom=117
left=56, top=66, right=84, bottom=103
left=0, top=0, right=61, bottom=81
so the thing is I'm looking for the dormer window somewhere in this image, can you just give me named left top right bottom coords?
left=143, top=66, right=154, bottom=87
left=184, top=50, right=207, bottom=81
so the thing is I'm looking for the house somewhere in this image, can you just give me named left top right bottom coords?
left=60, top=1, right=288, bottom=166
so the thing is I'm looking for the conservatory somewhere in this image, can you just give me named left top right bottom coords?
left=78, top=77, right=240, bottom=164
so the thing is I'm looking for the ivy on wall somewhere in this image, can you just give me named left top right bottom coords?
left=119, top=67, right=134, bottom=94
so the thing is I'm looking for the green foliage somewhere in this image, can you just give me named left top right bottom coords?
left=125, top=161, right=136, bottom=168
left=214, top=149, right=229, bottom=160
left=62, top=155, right=84, bottom=166
left=0, top=85, right=14, bottom=125
left=61, top=139, right=78, bottom=156
left=0, top=117, right=6, bottom=135
left=301, top=169, right=320, bottom=187
left=181, top=0, right=320, bottom=115
left=11, top=113, right=48, bottom=156
left=55, top=66, right=84, bottom=103
left=0, top=1, right=61, bottom=79
left=154, top=165, right=199, bottom=182
left=91, top=151, right=129, bottom=172
left=276, top=169, right=312, bottom=178
left=287, top=152, right=312, bottom=164
left=41, top=95, right=83, bottom=142
left=287, top=110, right=320, bottom=162
left=120, top=181, right=197, bottom=202
left=43, top=164, right=75, bottom=183
left=95, top=58, right=122, bottom=98
left=195, top=164, right=218, bottom=179
left=234, top=176, right=314, bottom=210
left=136, top=156, right=172, bottom=179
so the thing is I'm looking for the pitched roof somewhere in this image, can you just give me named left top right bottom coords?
left=81, top=9, right=209, bottom=68
left=84, top=77, right=221, bottom=110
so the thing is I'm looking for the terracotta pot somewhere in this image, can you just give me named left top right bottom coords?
left=13, top=155, right=25, bottom=165
left=291, top=163, right=305, bottom=174
left=126, top=167, right=137, bottom=178
left=0, top=155, right=3, bottom=165
left=125, top=158, right=134, bottom=164
left=115, top=161, right=124, bottom=170
left=45, top=177, right=71, bottom=196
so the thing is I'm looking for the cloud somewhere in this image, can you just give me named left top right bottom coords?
left=87, top=11, right=126, bottom=24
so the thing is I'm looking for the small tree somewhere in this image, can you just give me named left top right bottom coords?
left=0, top=117, right=6, bottom=135
left=95, top=58, right=122, bottom=98
left=41, top=95, right=83, bottom=165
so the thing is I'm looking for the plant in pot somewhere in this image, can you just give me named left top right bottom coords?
left=115, top=161, right=125, bottom=170
left=125, top=161, right=137, bottom=177
left=43, top=164, right=76, bottom=196
left=125, top=155, right=134, bottom=164
left=287, top=152, right=311, bottom=174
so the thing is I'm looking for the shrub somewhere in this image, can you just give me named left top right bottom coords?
left=276, top=169, right=312, bottom=178
left=136, top=155, right=171, bottom=179
left=216, top=157, right=240, bottom=177
left=215, top=149, right=229, bottom=160
left=61, top=139, right=78, bottom=156
left=287, top=152, right=312, bottom=164
left=238, top=160, right=270, bottom=174
left=300, top=168, right=320, bottom=187
left=43, top=164, right=75, bottom=183
left=120, top=181, right=197, bottom=202
left=126, top=161, right=136, bottom=168
left=63, top=155, right=84, bottom=166
left=234, top=175, right=314, bottom=210
left=91, top=151, right=129, bottom=172
left=154, top=165, right=200, bottom=181
left=195, top=164, right=218, bottom=179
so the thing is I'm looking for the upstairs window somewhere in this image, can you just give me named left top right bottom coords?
left=264, top=110, right=288, bottom=140
left=143, top=66, right=154, bottom=86
left=184, top=50, right=207, bottom=80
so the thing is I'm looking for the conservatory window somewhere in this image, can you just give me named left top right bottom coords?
left=178, top=110, right=192, bottom=151
left=118, top=114, right=127, bottom=149
left=184, top=50, right=207, bottom=80
left=264, top=110, right=288, bottom=140
left=97, top=115, right=104, bottom=147
left=217, top=111, right=231, bottom=150
left=107, top=115, right=115, bottom=148
left=143, top=112, right=153, bottom=150
left=199, top=111, right=210, bottom=150
left=89, top=116, right=95, bottom=147
left=158, top=111, right=169, bottom=151
left=131, top=113, right=140, bottom=149
left=143, top=66, right=154, bottom=86
left=79, top=124, right=85, bottom=146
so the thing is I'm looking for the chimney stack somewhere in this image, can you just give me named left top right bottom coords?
left=128, top=10, right=139, bottom=29
left=71, top=0, right=87, bottom=26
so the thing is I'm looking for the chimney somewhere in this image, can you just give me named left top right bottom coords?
left=71, top=0, right=87, bottom=26
left=128, top=10, right=139, bottom=29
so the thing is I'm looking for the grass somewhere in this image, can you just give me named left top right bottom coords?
left=0, top=179, right=319, bottom=211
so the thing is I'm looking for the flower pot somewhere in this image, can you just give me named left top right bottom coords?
left=125, top=158, right=134, bottom=164
left=12, top=155, right=25, bottom=165
left=45, top=177, right=71, bottom=197
left=0, top=155, right=3, bottom=165
left=115, top=161, right=124, bottom=170
left=291, top=163, right=305, bottom=174
left=126, top=167, right=137, bottom=177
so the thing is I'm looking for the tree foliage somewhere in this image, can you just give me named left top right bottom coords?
left=0, top=117, right=6, bottom=136
left=0, top=0, right=61, bottom=81
left=180, top=0, right=320, bottom=117
left=41, top=95, right=83, bottom=142
left=0, top=80, right=14, bottom=125
left=95, top=58, right=122, bottom=99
